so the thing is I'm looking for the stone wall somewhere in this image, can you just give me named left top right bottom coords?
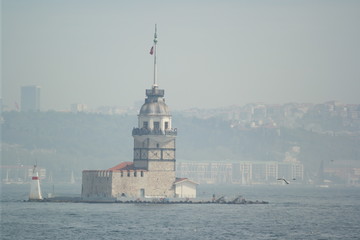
left=82, top=169, right=176, bottom=199
left=144, top=171, right=176, bottom=197
left=111, top=170, right=176, bottom=198
left=148, top=161, right=175, bottom=171
left=111, top=170, right=148, bottom=198
left=82, top=170, right=112, bottom=198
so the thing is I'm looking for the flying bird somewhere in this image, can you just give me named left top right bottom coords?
left=277, top=178, right=290, bottom=184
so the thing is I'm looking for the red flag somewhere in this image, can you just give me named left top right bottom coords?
left=149, top=46, right=154, bottom=55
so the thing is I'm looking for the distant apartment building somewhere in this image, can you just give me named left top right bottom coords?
left=177, top=161, right=304, bottom=185
left=21, top=85, right=41, bottom=112
left=71, top=103, right=88, bottom=113
left=96, top=106, right=129, bottom=115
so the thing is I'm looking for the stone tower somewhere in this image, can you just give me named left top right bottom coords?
left=81, top=25, right=197, bottom=200
left=132, top=24, right=177, bottom=173
left=132, top=85, right=177, bottom=172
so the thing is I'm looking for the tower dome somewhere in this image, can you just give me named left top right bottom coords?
left=139, top=86, right=170, bottom=116
left=139, top=101, right=170, bottom=116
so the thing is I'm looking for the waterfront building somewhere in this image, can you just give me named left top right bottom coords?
left=0, top=165, right=46, bottom=184
left=21, top=85, right=41, bottom=112
left=71, top=103, right=88, bottom=113
left=177, top=161, right=304, bottom=185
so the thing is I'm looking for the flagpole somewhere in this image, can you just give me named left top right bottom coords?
left=153, top=24, right=158, bottom=88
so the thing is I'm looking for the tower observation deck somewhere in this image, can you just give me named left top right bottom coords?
left=132, top=86, right=177, bottom=136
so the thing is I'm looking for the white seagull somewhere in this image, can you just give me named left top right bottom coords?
left=277, top=178, right=290, bottom=184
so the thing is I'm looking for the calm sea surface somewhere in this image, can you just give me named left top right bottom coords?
left=1, top=183, right=360, bottom=240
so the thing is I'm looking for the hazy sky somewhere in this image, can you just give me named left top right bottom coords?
left=2, top=0, right=360, bottom=111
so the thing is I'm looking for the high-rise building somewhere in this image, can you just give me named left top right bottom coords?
left=21, top=85, right=41, bottom=112
left=71, top=103, right=88, bottom=113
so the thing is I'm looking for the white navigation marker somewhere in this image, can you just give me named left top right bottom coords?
left=29, top=165, right=43, bottom=200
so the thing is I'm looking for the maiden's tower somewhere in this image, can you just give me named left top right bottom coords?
left=81, top=26, right=197, bottom=200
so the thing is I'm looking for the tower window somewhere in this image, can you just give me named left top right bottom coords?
left=143, top=121, right=148, bottom=129
left=134, top=171, right=137, bottom=177
left=165, top=122, right=169, bottom=129
left=154, top=121, right=160, bottom=130
left=141, top=171, right=144, bottom=177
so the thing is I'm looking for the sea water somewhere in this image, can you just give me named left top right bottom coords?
left=1, top=183, right=359, bottom=240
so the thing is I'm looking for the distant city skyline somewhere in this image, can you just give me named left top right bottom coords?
left=2, top=0, right=360, bottom=111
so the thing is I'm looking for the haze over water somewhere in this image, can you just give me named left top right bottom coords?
left=2, top=0, right=360, bottom=111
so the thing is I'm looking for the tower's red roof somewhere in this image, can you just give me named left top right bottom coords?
left=108, top=162, right=134, bottom=171
left=108, top=162, right=148, bottom=172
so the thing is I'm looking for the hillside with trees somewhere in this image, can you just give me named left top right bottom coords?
left=1, top=111, right=359, bottom=181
